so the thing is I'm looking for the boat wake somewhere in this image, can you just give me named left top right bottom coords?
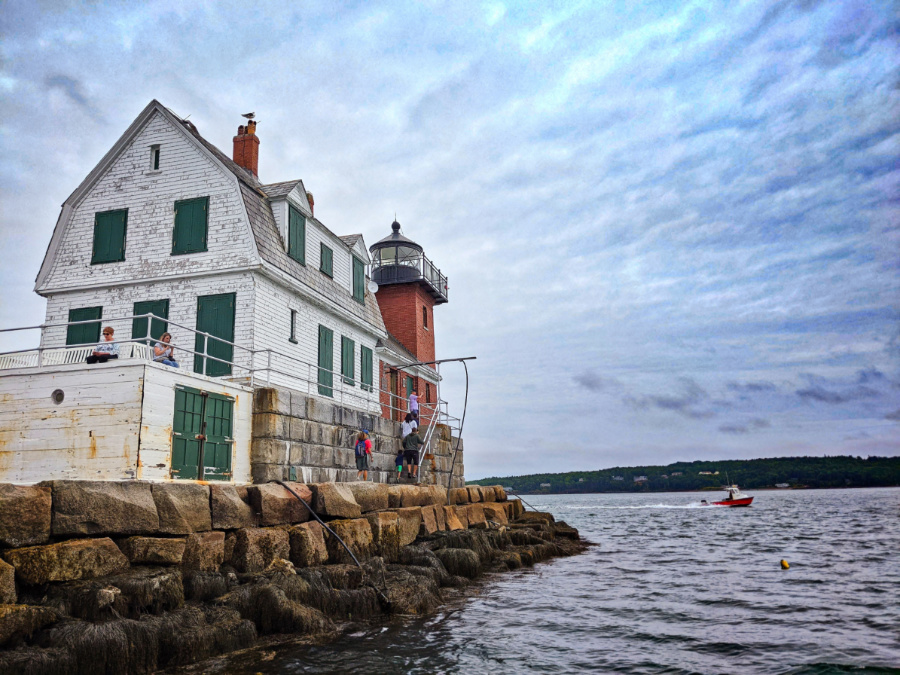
left=561, top=503, right=720, bottom=510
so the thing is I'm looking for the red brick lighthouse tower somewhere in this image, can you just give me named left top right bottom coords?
left=370, top=220, right=449, bottom=421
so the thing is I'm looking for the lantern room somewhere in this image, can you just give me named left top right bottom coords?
left=370, top=221, right=448, bottom=304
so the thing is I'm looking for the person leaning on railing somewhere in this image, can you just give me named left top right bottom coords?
left=86, top=326, right=120, bottom=364
left=153, top=332, right=179, bottom=368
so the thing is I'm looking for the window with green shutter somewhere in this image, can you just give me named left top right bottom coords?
left=91, top=209, right=128, bottom=264
left=317, top=325, right=333, bottom=397
left=320, top=243, right=333, bottom=277
left=341, top=336, right=355, bottom=385
left=406, top=375, right=414, bottom=397
left=132, top=299, right=169, bottom=345
left=66, top=306, right=102, bottom=346
left=289, top=206, right=306, bottom=264
left=360, top=346, right=373, bottom=392
left=352, top=257, right=365, bottom=304
left=172, top=197, right=209, bottom=255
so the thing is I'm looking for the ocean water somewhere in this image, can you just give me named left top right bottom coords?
left=205, top=488, right=900, bottom=674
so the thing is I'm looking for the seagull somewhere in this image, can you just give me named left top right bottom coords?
left=241, top=112, right=255, bottom=120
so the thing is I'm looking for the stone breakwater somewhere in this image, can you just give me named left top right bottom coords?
left=0, top=481, right=587, bottom=674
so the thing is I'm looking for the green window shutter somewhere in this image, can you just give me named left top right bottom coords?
left=132, top=299, right=169, bottom=345
left=360, top=346, right=373, bottom=392
left=172, top=197, right=209, bottom=255
left=194, top=293, right=235, bottom=377
left=320, top=243, right=333, bottom=277
left=66, top=306, right=103, bottom=346
left=352, top=257, right=365, bottom=304
left=288, top=206, right=306, bottom=264
left=406, top=375, right=414, bottom=397
left=91, top=210, right=127, bottom=264
left=317, top=325, right=334, bottom=396
left=341, top=336, right=355, bottom=385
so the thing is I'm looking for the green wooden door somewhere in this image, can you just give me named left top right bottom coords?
left=317, top=325, right=333, bottom=397
left=172, top=386, right=205, bottom=480
left=132, top=299, right=169, bottom=345
left=172, top=386, right=233, bottom=481
left=194, top=293, right=235, bottom=376
left=66, top=307, right=103, bottom=346
left=201, top=393, right=234, bottom=480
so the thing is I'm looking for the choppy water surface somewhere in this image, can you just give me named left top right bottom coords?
left=213, top=488, right=900, bottom=674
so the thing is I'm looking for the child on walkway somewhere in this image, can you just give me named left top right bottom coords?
left=355, top=430, right=372, bottom=481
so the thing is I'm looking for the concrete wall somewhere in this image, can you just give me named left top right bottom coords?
left=251, top=385, right=465, bottom=487
left=0, top=361, right=252, bottom=484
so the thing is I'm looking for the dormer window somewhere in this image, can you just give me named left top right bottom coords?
left=150, top=145, right=160, bottom=171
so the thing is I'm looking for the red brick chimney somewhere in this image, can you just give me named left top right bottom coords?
left=306, top=191, right=314, bottom=217
left=233, top=120, right=259, bottom=176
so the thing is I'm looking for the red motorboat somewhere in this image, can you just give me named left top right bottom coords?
left=700, top=485, right=754, bottom=507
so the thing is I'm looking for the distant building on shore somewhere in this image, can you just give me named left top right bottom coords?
left=633, top=475, right=648, bottom=483
left=671, top=471, right=682, bottom=476
left=613, top=476, right=624, bottom=481
left=540, top=483, right=551, bottom=489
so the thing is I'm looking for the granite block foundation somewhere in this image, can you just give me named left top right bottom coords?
left=0, top=479, right=586, bottom=673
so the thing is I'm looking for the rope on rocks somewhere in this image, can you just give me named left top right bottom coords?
left=272, top=480, right=392, bottom=608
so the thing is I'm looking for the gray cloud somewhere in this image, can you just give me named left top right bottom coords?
left=573, top=371, right=619, bottom=392
left=44, top=74, right=100, bottom=118
left=886, top=409, right=900, bottom=421
left=626, top=378, right=715, bottom=420
left=796, top=383, right=880, bottom=404
left=718, top=418, right=770, bottom=434
left=726, top=381, right=778, bottom=393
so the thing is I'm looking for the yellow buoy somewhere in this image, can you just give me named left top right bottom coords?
left=780, top=559, right=789, bottom=569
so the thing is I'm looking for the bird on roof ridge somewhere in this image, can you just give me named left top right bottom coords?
left=241, top=112, right=255, bottom=120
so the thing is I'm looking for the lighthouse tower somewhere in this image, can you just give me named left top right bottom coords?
left=370, top=220, right=448, bottom=420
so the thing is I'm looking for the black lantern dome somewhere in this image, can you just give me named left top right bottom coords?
left=369, top=220, right=448, bottom=304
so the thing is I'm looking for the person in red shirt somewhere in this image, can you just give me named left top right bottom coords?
left=355, top=430, right=373, bottom=481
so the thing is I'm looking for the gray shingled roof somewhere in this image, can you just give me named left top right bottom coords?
left=339, top=234, right=362, bottom=249
left=261, top=179, right=304, bottom=200
left=171, top=112, right=385, bottom=335
left=378, top=331, right=418, bottom=363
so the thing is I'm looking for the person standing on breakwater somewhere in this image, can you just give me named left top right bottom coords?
left=153, top=332, right=179, bottom=368
left=401, top=412, right=418, bottom=439
left=402, top=426, right=424, bottom=480
left=86, top=326, right=119, bottom=364
left=409, top=388, right=419, bottom=422
left=355, top=430, right=372, bottom=481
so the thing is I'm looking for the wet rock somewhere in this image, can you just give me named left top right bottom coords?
left=325, top=518, right=374, bottom=564
left=482, top=503, right=509, bottom=525
left=553, top=521, right=579, bottom=540
left=3, top=537, right=128, bottom=584
left=0, top=560, right=15, bottom=604
left=151, top=605, right=258, bottom=669
left=466, top=486, right=482, bottom=503
left=182, top=531, right=225, bottom=572
left=0, top=484, right=51, bottom=547
left=516, top=511, right=555, bottom=526
left=319, top=564, right=364, bottom=589
left=289, top=521, right=329, bottom=568
left=218, top=577, right=332, bottom=636
left=346, top=482, right=389, bottom=512
left=117, top=536, right=186, bottom=564
left=247, top=483, right=310, bottom=526
left=382, top=565, right=442, bottom=615
left=183, top=570, right=235, bottom=602
left=0, top=604, right=58, bottom=646
left=43, top=480, right=159, bottom=537
left=36, top=566, right=184, bottom=620
left=396, top=507, right=423, bottom=546
left=449, top=487, right=469, bottom=505
left=210, top=485, right=257, bottom=530
left=151, top=483, right=211, bottom=534
left=366, top=511, right=401, bottom=562
left=228, top=527, right=290, bottom=573
left=310, top=483, right=362, bottom=519
left=442, top=506, right=464, bottom=531
left=434, top=548, right=481, bottom=579
left=465, top=503, right=487, bottom=529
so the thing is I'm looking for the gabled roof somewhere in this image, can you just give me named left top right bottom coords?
left=261, top=179, right=304, bottom=200
left=36, top=99, right=386, bottom=336
left=340, top=234, right=362, bottom=248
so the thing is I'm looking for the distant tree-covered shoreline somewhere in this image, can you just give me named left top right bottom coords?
left=470, top=456, right=900, bottom=494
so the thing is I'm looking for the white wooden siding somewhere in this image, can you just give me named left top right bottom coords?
left=41, top=272, right=257, bottom=374
left=39, top=110, right=258, bottom=293
left=0, top=361, right=252, bottom=485
left=251, top=274, right=382, bottom=411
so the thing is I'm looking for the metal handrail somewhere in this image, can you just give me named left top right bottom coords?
left=0, top=313, right=461, bottom=435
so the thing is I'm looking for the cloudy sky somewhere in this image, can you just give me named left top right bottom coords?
left=1, top=1, right=897, bottom=479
